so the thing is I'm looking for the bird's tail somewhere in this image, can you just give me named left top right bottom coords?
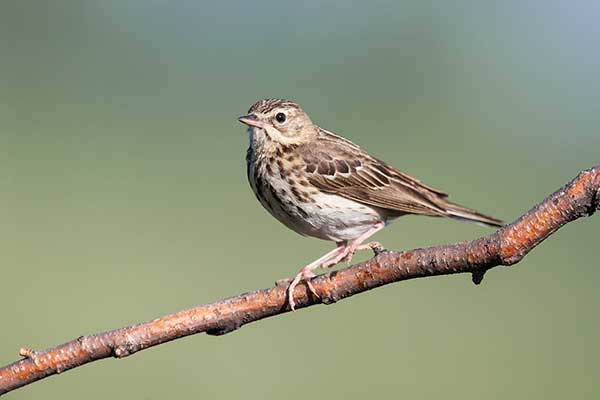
left=443, top=201, right=504, bottom=228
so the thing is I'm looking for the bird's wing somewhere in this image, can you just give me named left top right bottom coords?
left=302, top=127, right=450, bottom=217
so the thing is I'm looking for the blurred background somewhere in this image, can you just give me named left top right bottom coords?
left=1, top=1, right=598, bottom=398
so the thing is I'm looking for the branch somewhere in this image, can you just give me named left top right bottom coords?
left=1, top=165, right=598, bottom=396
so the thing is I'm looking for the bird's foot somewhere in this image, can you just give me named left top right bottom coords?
left=286, top=267, right=319, bottom=311
left=322, top=241, right=386, bottom=267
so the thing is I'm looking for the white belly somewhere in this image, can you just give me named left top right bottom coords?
left=295, top=191, right=382, bottom=242
left=253, top=170, right=383, bottom=242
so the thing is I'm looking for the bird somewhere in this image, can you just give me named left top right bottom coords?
left=238, top=98, right=503, bottom=310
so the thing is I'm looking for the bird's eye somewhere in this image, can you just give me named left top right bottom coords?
left=275, top=113, right=286, bottom=123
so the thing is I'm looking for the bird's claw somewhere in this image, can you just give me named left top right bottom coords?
left=286, top=268, right=319, bottom=311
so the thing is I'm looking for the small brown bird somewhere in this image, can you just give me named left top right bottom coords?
left=239, top=98, right=503, bottom=310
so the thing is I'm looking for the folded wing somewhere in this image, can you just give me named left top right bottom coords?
left=303, top=127, right=503, bottom=227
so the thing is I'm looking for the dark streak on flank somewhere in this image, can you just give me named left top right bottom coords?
left=291, top=186, right=303, bottom=202
left=295, top=206, right=309, bottom=218
left=265, top=162, right=274, bottom=176
left=266, top=184, right=295, bottom=220
left=253, top=173, right=274, bottom=212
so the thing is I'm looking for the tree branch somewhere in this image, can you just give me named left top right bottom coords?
left=1, top=165, right=598, bottom=396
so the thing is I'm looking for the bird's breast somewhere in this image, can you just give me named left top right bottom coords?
left=247, top=150, right=382, bottom=242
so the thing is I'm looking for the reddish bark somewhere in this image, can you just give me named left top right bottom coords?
left=0, top=165, right=598, bottom=396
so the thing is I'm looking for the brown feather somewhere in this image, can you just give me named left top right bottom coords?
left=303, top=127, right=503, bottom=227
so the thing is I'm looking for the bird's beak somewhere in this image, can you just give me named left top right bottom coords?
left=238, top=114, right=266, bottom=129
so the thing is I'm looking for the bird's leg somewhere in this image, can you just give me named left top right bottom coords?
left=281, top=222, right=385, bottom=310
left=275, top=243, right=345, bottom=286
left=283, top=244, right=346, bottom=311
left=322, top=221, right=386, bottom=267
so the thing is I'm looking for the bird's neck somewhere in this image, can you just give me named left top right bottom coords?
left=247, top=127, right=303, bottom=159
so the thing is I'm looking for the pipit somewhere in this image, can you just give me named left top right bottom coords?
left=239, top=98, right=503, bottom=310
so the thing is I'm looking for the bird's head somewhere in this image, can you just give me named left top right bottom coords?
left=239, top=99, right=318, bottom=150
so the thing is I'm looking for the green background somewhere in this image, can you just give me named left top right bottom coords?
left=2, top=1, right=598, bottom=398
